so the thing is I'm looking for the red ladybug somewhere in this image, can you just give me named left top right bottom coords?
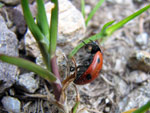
left=73, top=42, right=103, bottom=85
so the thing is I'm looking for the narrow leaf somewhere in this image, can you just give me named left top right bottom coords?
left=0, top=54, right=56, bottom=82
left=85, top=0, right=105, bottom=26
left=21, top=0, right=44, bottom=42
left=21, top=0, right=50, bottom=69
left=133, top=101, right=150, bottom=113
left=101, top=20, right=115, bottom=35
left=36, top=0, right=50, bottom=40
left=122, top=108, right=137, bottom=113
left=105, top=4, right=150, bottom=36
left=49, top=0, right=58, bottom=56
left=81, top=0, right=85, bottom=18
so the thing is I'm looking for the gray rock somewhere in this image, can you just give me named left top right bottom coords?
left=6, top=7, right=27, bottom=35
left=118, top=82, right=150, bottom=112
left=0, top=7, right=27, bottom=35
left=24, top=30, right=40, bottom=57
left=0, top=15, right=18, bottom=94
left=58, top=0, right=86, bottom=46
left=135, top=32, right=148, bottom=47
left=127, top=51, right=150, bottom=72
left=1, top=96, right=21, bottom=113
left=17, top=72, right=39, bottom=93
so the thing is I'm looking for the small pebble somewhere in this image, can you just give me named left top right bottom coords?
left=17, top=72, right=39, bottom=93
left=1, top=96, right=21, bottom=113
left=135, top=32, right=148, bottom=47
left=85, top=5, right=91, bottom=14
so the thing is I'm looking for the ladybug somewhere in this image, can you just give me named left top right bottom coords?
left=73, top=41, right=103, bottom=85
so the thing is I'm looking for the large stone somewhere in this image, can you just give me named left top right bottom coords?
left=0, top=7, right=27, bottom=35
left=0, top=15, right=18, bottom=94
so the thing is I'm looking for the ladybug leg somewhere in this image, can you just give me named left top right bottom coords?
left=62, top=57, right=77, bottom=85
left=81, top=40, right=87, bottom=45
left=89, top=39, right=95, bottom=43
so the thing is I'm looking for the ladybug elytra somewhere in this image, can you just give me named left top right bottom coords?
left=73, top=41, right=103, bottom=85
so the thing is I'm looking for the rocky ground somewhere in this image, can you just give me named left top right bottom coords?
left=0, top=0, right=150, bottom=113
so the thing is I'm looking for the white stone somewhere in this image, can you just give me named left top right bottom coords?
left=47, top=0, right=86, bottom=46
left=2, top=96, right=21, bottom=113
left=136, top=32, right=148, bottom=46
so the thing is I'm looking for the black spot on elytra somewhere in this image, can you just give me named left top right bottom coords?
left=97, top=58, right=100, bottom=63
left=86, top=74, right=92, bottom=80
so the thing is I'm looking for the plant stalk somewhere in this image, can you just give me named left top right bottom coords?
left=51, top=56, right=62, bottom=101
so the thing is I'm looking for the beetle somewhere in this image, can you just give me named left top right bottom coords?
left=73, top=41, right=103, bottom=85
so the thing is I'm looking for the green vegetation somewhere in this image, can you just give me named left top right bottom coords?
left=0, top=0, right=150, bottom=112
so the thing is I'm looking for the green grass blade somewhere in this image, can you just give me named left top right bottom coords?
left=36, top=0, right=50, bottom=40
left=81, top=0, right=85, bottom=18
left=72, top=101, right=80, bottom=113
left=21, top=0, right=44, bottom=42
left=85, top=0, right=105, bottom=26
left=105, top=4, right=150, bottom=36
left=49, top=0, right=58, bottom=56
left=21, top=0, right=50, bottom=69
left=0, top=54, right=56, bottom=82
left=133, top=101, right=150, bottom=113
left=101, top=20, right=115, bottom=35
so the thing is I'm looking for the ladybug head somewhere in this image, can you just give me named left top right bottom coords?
left=85, top=42, right=101, bottom=54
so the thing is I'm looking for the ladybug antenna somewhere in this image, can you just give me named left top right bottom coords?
left=81, top=40, right=87, bottom=45
left=89, top=39, right=94, bottom=43
left=89, top=39, right=97, bottom=44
